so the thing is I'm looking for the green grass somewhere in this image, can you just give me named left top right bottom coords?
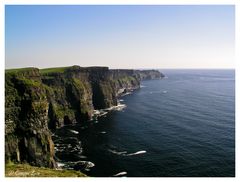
left=40, top=67, right=69, bottom=74
left=5, top=67, right=37, bottom=74
left=5, top=163, right=87, bottom=177
left=72, top=78, right=86, bottom=91
left=18, top=78, right=42, bottom=87
left=52, top=104, right=75, bottom=119
left=5, top=66, right=68, bottom=75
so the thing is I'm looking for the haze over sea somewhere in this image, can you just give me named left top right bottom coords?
left=53, top=69, right=235, bottom=177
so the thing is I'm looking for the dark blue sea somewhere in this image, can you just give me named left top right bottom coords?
left=53, top=69, right=235, bottom=177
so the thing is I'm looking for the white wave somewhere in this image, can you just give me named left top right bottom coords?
left=93, top=103, right=127, bottom=121
left=113, top=171, right=127, bottom=177
left=108, top=149, right=127, bottom=155
left=93, top=109, right=108, bottom=117
left=79, top=161, right=95, bottom=168
left=121, top=92, right=131, bottom=97
left=124, top=150, right=147, bottom=156
left=115, top=104, right=126, bottom=111
left=54, top=146, right=65, bottom=152
left=100, top=131, right=107, bottom=134
left=57, top=162, right=65, bottom=168
left=68, top=161, right=95, bottom=168
left=140, top=85, right=146, bottom=88
left=99, top=111, right=108, bottom=116
left=69, top=129, right=79, bottom=134
left=87, top=162, right=95, bottom=168
left=67, top=144, right=72, bottom=148
left=117, top=88, right=125, bottom=95
left=108, top=149, right=146, bottom=156
left=106, top=103, right=126, bottom=111
left=162, top=90, right=167, bottom=94
left=119, top=99, right=124, bottom=102
left=93, top=110, right=100, bottom=115
left=70, top=146, right=82, bottom=153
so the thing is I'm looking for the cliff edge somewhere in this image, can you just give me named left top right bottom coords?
left=5, top=65, right=164, bottom=169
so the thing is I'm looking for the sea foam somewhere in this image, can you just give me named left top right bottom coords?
left=113, top=171, right=127, bottom=176
left=123, top=150, right=147, bottom=156
left=69, top=129, right=79, bottom=134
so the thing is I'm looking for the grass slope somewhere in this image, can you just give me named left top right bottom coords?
left=39, top=67, right=69, bottom=74
left=5, top=163, right=87, bottom=177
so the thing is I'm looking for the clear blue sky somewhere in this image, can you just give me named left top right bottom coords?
left=5, top=5, right=235, bottom=69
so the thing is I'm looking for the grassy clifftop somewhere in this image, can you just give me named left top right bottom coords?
left=5, top=163, right=87, bottom=177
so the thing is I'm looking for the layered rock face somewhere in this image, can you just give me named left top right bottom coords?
left=5, top=65, right=164, bottom=168
left=5, top=68, right=56, bottom=168
left=135, top=70, right=165, bottom=80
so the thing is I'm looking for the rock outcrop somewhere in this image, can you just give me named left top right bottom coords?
left=5, top=68, right=56, bottom=168
left=5, top=65, right=164, bottom=168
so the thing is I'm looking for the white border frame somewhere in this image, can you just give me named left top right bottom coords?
left=1, top=0, right=239, bottom=181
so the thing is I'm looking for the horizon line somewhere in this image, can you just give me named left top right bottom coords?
left=5, top=65, right=235, bottom=70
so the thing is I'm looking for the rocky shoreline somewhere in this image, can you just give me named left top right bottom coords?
left=5, top=65, right=164, bottom=172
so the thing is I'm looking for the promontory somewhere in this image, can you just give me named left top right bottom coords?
left=5, top=65, right=164, bottom=175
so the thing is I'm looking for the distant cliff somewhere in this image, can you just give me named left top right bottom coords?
left=5, top=65, right=164, bottom=168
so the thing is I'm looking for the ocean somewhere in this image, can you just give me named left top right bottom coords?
left=53, top=69, right=235, bottom=177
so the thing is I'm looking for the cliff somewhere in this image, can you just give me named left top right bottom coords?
left=5, top=68, right=56, bottom=168
left=5, top=65, right=164, bottom=169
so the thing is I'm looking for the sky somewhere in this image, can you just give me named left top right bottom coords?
left=5, top=5, right=235, bottom=69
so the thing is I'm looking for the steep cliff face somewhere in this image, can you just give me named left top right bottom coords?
left=136, top=70, right=165, bottom=80
left=5, top=65, right=164, bottom=168
left=41, top=67, right=94, bottom=129
left=109, top=69, right=141, bottom=96
left=5, top=68, right=56, bottom=168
